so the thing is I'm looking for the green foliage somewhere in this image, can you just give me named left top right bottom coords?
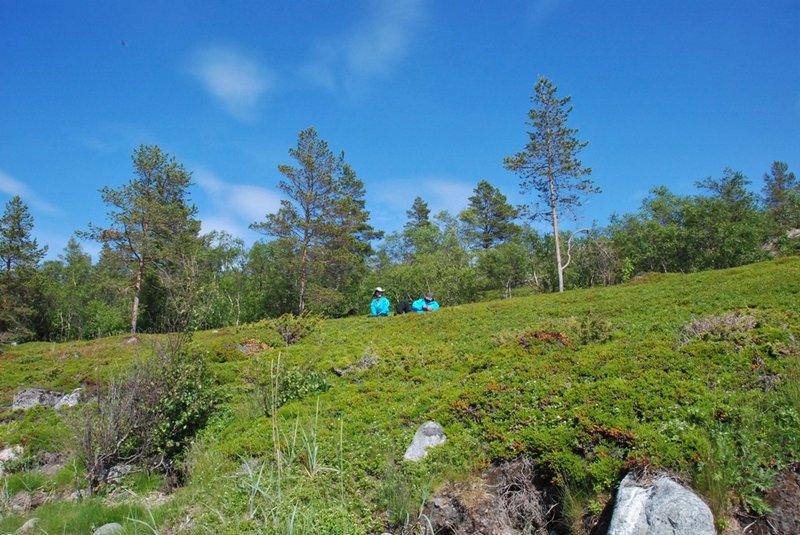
left=0, top=499, right=160, bottom=535
left=610, top=169, right=770, bottom=276
left=245, top=355, right=330, bottom=416
left=145, top=346, right=218, bottom=464
left=576, top=313, right=613, bottom=344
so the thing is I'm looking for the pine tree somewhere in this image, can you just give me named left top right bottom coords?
left=504, top=76, right=599, bottom=292
left=459, top=180, right=519, bottom=250
left=404, top=196, right=431, bottom=232
left=762, top=161, right=799, bottom=230
left=0, top=195, right=47, bottom=340
left=82, top=145, right=199, bottom=333
left=251, top=127, right=380, bottom=314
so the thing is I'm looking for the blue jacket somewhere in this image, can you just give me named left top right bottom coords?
left=371, top=296, right=390, bottom=316
left=411, top=297, right=439, bottom=313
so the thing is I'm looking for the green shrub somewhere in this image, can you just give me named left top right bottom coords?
left=78, top=340, right=218, bottom=492
left=577, top=313, right=613, bottom=344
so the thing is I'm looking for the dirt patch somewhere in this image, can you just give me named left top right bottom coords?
left=743, top=462, right=800, bottom=534
left=236, top=338, right=271, bottom=355
left=518, top=331, right=572, bottom=350
left=422, top=458, right=560, bottom=534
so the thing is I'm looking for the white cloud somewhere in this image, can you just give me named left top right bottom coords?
left=78, top=123, right=156, bottom=153
left=370, top=174, right=473, bottom=232
left=0, top=168, right=62, bottom=216
left=194, top=168, right=282, bottom=241
left=301, top=0, right=426, bottom=94
left=190, top=46, right=274, bottom=121
left=527, top=0, right=566, bottom=24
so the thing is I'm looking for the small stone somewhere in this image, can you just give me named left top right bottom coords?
left=404, top=421, right=447, bottom=462
left=107, top=463, right=134, bottom=482
left=93, top=522, right=125, bottom=535
left=15, top=518, right=39, bottom=535
left=54, top=388, right=83, bottom=409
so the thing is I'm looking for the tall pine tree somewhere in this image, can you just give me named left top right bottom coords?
left=82, top=145, right=199, bottom=333
left=251, top=127, right=380, bottom=314
left=504, top=76, right=599, bottom=292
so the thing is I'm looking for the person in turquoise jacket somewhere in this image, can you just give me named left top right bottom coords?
left=370, top=287, right=391, bottom=316
left=411, top=292, right=439, bottom=313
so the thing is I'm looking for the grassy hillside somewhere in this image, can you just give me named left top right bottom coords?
left=1, top=258, right=799, bottom=533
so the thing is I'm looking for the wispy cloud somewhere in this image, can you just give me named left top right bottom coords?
left=194, top=168, right=282, bottom=240
left=78, top=123, right=156, bottom=153
left=301, top=0, right=426, bottom=94
left=527, top=0, right=567, bottom=24
left=190, top=45, right=275, bottom=121
left=0, top=168, right=62, bottom=216
left=370, top=174, right=473, bottom=231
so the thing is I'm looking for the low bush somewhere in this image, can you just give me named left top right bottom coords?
left=78, top=338, right=218, bottom=492
left=273, top=312, right=322, bottom=345
left=245, top=355, right=330, bottom=417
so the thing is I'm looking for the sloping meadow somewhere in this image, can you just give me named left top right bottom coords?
left=1, top=258, right=799, bottom=532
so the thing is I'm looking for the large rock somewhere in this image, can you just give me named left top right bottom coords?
left=13, top=388, right=64, bottom=410
left=403, top=421, right=447, bottom=462
left=12, top=387, right=83, bottom=411
left=608, top=473, right=715, bottom=535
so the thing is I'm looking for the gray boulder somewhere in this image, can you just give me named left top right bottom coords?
left=93, top=522, right=125, bottom=535
left=54, top=388, right=83, bottom=409
left=403, top=421, right=447, bottom=462
left=12, top=387, right=83, bottom=411
left=608, top=473, right=714, bottom=535
left=13, top=388, right=64, bottom=410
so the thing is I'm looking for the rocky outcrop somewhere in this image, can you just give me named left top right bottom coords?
left=12, top=387, right=83, bottom=411
left=608, top=473, right=714, bottom=535
left=403, top=421, right=446, bottom=462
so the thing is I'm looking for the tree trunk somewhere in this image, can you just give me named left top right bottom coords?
left=298, top=242, right=308, bottom=314
left=131, top=256, right=144, bottom=333
left=549, top=175, right=564, bottom=292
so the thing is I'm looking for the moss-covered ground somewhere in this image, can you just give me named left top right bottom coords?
left=1, top=258, right=799, bottom=533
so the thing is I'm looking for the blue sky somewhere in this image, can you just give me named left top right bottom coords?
left=2, top=0, right=798, bottom=261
